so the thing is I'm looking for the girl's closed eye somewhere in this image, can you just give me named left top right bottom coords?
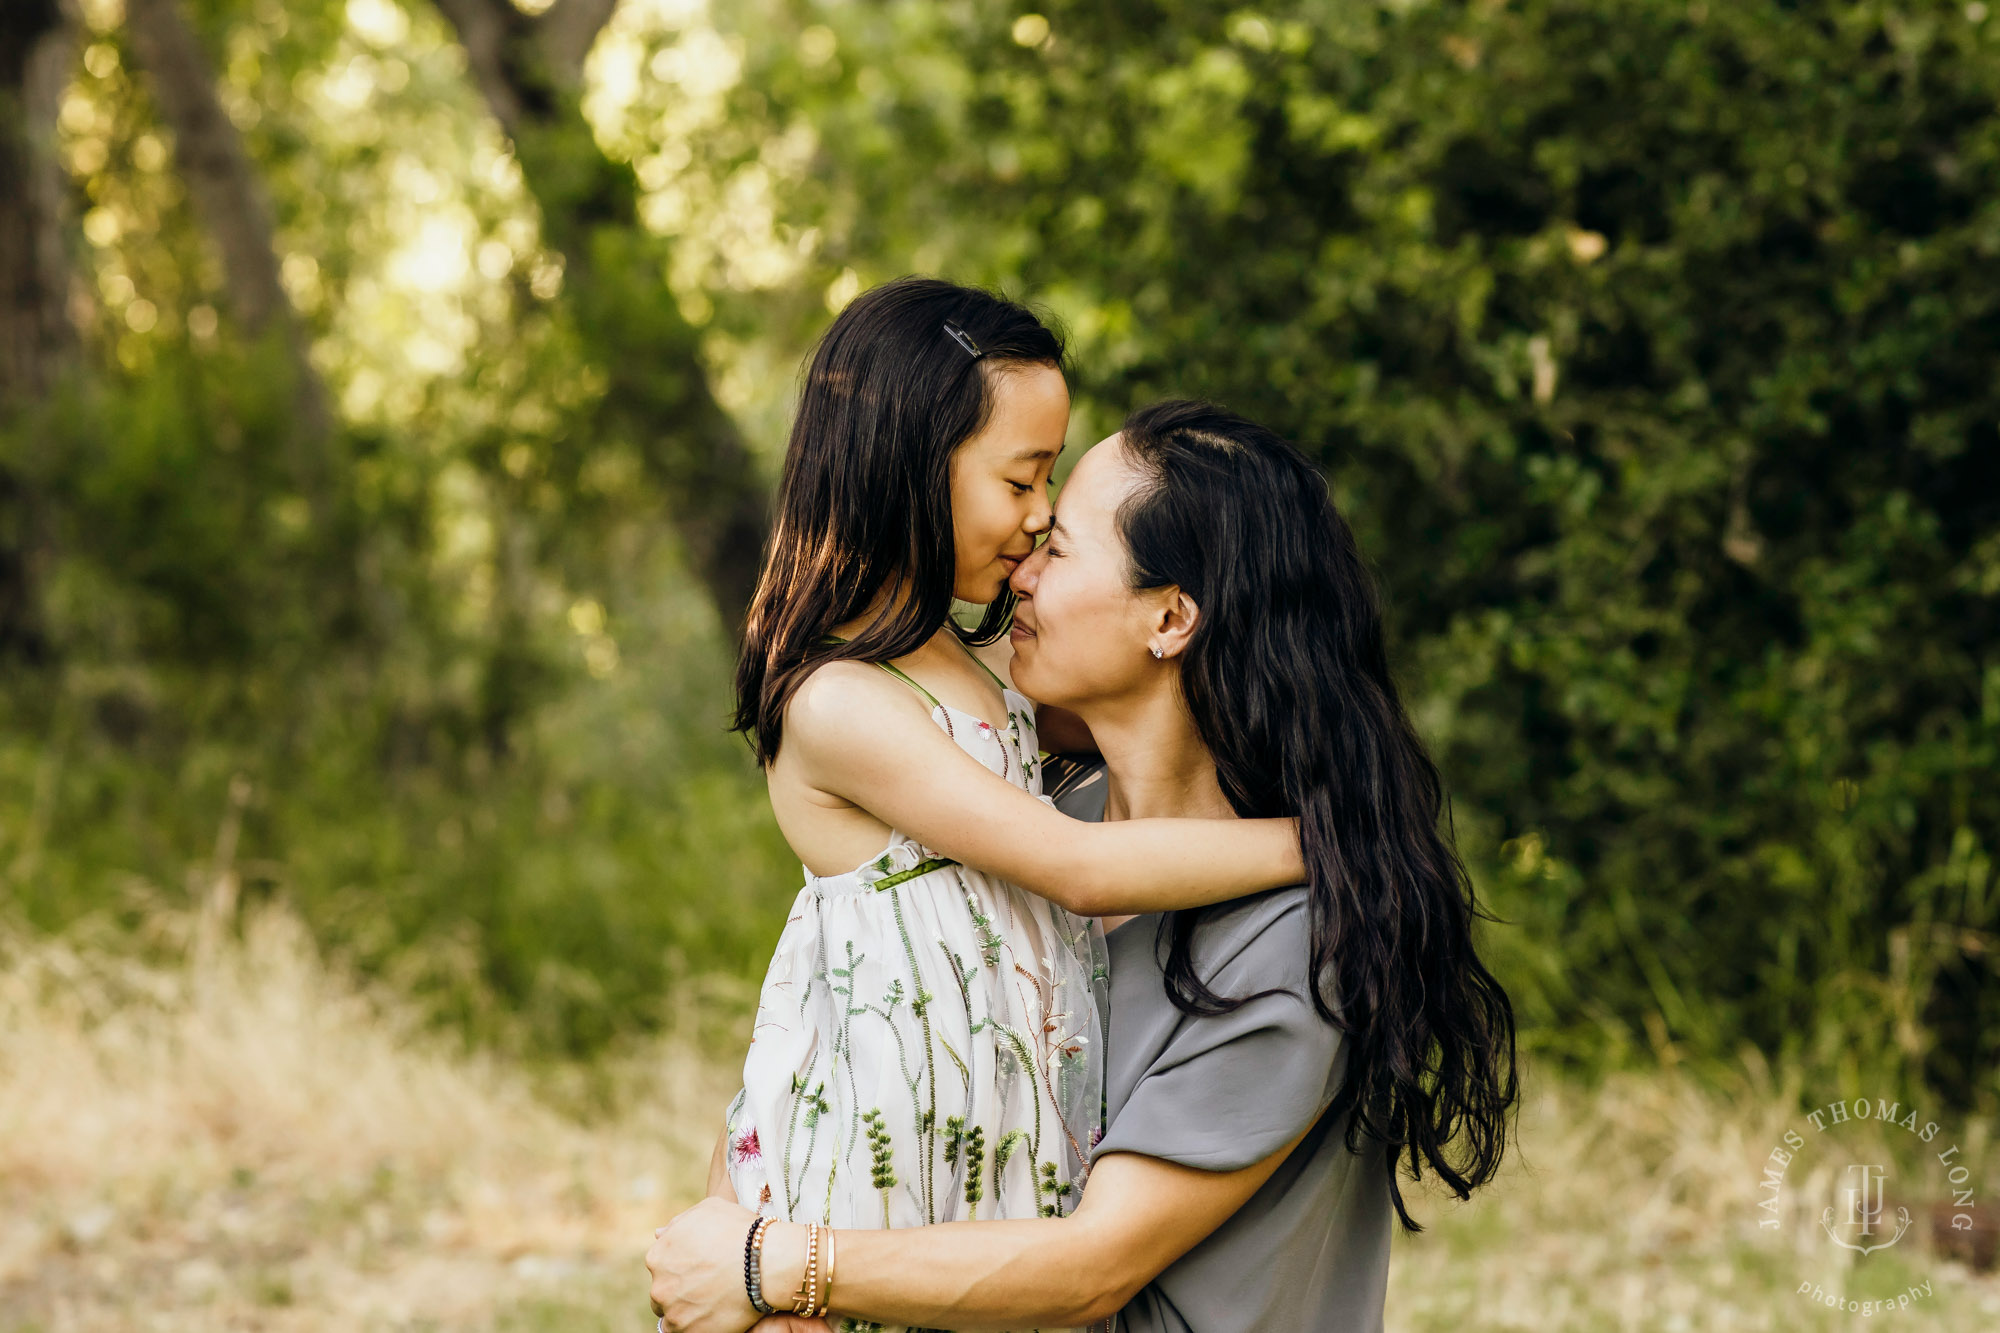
left=1008, top=480, right=1033, bottom=495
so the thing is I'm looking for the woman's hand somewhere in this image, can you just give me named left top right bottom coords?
left=648, top=1197, right=762, bottom=1333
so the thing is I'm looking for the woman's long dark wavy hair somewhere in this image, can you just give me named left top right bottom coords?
left=733, top=278, right=1065, bottom=762
left=1119, top=399, right=1518, bottom=1232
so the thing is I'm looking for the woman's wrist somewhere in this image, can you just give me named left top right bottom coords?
left=760, top=1221, right=808, bottom=1310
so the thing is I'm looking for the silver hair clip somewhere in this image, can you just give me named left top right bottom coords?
left=942, top=321, right=985, bottom=359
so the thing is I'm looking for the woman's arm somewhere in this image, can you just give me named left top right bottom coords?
left=786, top=666, right=1301, bottom=915
left=649, top=1139, right=1302, bottom=1333
left=705, top=1128, right=733, bottom=1200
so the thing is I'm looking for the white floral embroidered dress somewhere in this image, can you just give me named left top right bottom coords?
left=725, top=659, right=1108, bottom=1319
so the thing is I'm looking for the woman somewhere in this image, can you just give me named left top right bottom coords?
left=650, top=400, right=1518, bottom=1332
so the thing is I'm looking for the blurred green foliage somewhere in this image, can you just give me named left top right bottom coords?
left=5, top=0, right=1997, bottom=1104
left=717, top=0, right=2000, bottom=1103
left=1, top=0, right=799, bottom=1056
left=4, top=331, right=795, bottom=1054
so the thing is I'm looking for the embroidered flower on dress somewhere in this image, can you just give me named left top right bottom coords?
left=729, top=1125, right=763, bottom=1168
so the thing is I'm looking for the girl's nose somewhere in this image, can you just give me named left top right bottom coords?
left=1025, top=490, right=1053, bottom=534
left=1010, top=546, right=1044, bottom=595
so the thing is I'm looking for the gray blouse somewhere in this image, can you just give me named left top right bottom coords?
left=1055, top=766, right=1392, bottom=1333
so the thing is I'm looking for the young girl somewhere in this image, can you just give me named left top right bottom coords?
left=718, top=280, right=1300, bottom=1325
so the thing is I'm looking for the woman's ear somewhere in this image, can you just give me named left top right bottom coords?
left=1148, top=587, right=1201, bottom=660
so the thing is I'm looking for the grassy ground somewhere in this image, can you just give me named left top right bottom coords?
left=3, top=908, right=1994, bottom=1332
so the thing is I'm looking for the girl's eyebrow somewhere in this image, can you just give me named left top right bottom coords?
left=1011, top=445, right=1062, bottom=462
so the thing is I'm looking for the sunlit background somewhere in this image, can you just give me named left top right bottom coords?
left=2, top=0, right=1997, bottom=1327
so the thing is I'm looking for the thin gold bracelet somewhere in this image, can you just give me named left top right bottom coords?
left=816, top=1226, right=836, bottom=1318
left=790, top=1222, right=808, bottom=1316
left=793, top=1221, right=820, bottom=1317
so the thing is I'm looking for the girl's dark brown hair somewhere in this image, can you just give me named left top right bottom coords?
left=732, top=278, right=1065, bottom=763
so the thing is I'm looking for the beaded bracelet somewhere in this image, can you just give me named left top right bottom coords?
left=743, top=1215, right=776, bottom=1316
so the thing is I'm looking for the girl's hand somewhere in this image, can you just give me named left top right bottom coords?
left=751, top=1319, right=833, bottom=1333
left=648, top=1197, right=761, bottom=1333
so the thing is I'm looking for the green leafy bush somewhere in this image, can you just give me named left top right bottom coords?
left=738, top=0, right=2000, bottom=1102
left=2, top=321, right=793, bottom=1060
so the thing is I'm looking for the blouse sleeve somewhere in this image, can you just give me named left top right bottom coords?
left=1092, top=898, right=1347, bottom=1172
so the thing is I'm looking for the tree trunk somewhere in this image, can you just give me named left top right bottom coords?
left=430, top=0, right=769, bottom=635
left=0, top=0, right=76, bottom=405
left=123, top=0, right=334, bottom=534
left=0, top=0, right=78, bottom=664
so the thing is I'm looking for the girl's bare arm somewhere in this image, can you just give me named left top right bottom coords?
left=786, top=667, right=1302, bottom=916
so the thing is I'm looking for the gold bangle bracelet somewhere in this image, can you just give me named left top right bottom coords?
left=816, top=1226, right=836, bottom=1318
left=791, top=1222, right=808, bottom=1316
left=793, top=1221, right=820, bottom=1317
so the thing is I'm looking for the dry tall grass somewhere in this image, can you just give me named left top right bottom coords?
left=1387, top=1067, right=1998, bottom=1331
left=0, top=907, right=731, bottom=1330
left=2, top=910, right=1994, bottom=1331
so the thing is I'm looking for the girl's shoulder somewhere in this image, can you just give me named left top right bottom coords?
left=783, top=656, right=936, bottom=751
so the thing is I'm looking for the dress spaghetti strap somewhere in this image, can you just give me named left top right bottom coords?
left=871, top=658, right=945, bottom=712
left=820, top=633, right=994, bottom=714
left=957, top=637, right=1012, bottom=694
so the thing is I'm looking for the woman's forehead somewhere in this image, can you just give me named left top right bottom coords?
left=1057, top=435, right=1139, bottom=524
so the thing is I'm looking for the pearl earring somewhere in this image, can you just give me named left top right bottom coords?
left=1150, top=646, right=1163, bottom=659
